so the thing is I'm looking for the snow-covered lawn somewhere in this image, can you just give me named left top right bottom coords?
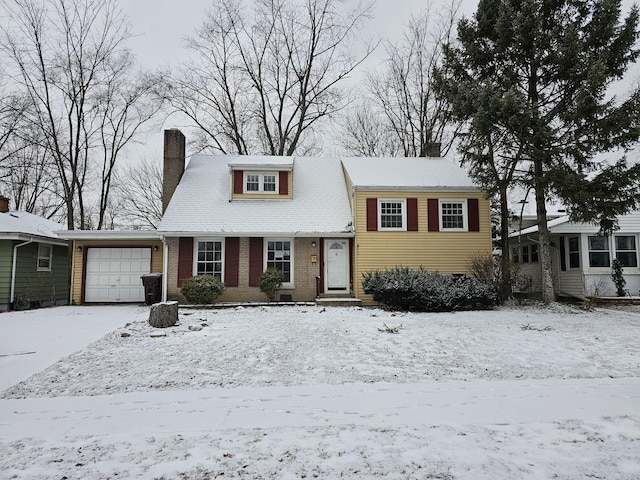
left=1, top=303, right=639, bottom=479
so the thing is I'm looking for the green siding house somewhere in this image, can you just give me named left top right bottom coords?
left=0, top=197, right=69, bottom=311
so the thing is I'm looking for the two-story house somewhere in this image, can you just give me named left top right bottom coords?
left=156, top=129, right=491, bottom=305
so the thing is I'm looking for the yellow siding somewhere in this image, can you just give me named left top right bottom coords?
left=232, top=171, right=293, bottom=200
left=70, top=239, right=164, bottom=305
left=352, top=190, right=492, bottom=304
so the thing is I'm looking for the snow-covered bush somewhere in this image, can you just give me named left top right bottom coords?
left=362, top=267, right=498, bottom=312
left=259, top=268, right=285, bottom=301
left=181, top=275, right=225, bottom=304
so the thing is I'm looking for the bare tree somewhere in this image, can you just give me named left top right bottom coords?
left=158, top=0, right=375, bottom=156
left=1, top=0, right=160, bottom=229
left=343, top=0, right=461, bottom=157
left=0, top=139, right=64, bottom=218
left=340, top=102, right=401, bottom=156
left=0, top=77, right=31, bottom=167
left=114, top=156, right=163, bottom=229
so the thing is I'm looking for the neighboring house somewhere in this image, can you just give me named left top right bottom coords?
left=0, top=197, right=69, bottom=311
left=509, top=213, right=640, bottom=298
left=60, top=230, right=163, bottom=305
left=158, top=130, right=492, bottom=305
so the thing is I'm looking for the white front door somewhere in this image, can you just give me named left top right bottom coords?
left=325, top=240, right=349, bottom=292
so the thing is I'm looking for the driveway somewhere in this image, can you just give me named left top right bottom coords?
left=0, top=305, right=148, bottom=391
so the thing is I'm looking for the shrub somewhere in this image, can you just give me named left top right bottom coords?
left=181, top=275, right=225, bottom=304
left=362, top=267, right=498, bottom=312
left=259, top=268, right=285, bottom=301
left=611, top=259, right=627, bottom=297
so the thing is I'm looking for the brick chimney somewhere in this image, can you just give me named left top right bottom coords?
left=162, top=129, right=186, bottom=213
left=0, top=196, right=9, bottom=213
left=425, top=142, right=442, bottom=158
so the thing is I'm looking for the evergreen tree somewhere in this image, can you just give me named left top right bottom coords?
left=436, top=0, right=640, bottom=302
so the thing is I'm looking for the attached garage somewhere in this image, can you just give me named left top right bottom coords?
left=85, top=247, right=151, bottom=302
left=59, top=230, right=164, bottom=305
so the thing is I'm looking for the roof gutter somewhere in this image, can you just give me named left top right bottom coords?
left=10, top=238, right=34, bottom=306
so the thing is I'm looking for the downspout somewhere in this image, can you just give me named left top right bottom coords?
left=11, top=238, right=34, bottom=307
left=161, top=235, right=168, bottom=302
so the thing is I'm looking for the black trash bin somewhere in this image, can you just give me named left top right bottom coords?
left=141, top=273, right=163, bottom=305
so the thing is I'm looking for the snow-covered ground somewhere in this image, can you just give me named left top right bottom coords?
left=1, top=303, right=639, bottom=479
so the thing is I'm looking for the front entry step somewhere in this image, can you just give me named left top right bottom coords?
left=315, top=297, right=362, bottom=307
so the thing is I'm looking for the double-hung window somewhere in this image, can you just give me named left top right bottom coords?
left=440, top=200, right=467, bottom=231
left=588, top=236, right=610, bottom=267
left=37, top=244, right=52, bottom=271
left=522, top=245, right=530, bottom=263
left=266, top=239, right=292, bottom=284
left=378, top=199, right=406, bottom=230
left=244, top=172, right=278, bottom=194
left=615, top=235, right=638, bottom=267
left=568, top=237, right=580, bottom=268
left=195, top=239, right=223, bottom=280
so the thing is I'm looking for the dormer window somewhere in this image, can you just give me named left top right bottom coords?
left=244, top=172, right=279, bottom=194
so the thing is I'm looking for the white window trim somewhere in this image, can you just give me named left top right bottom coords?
left=439, top=199, right=468, bottom=232
left=378, top=198, right=407, bottom=231
left=193, top=237, right=225, bottom=280
left=587, top=235, right=611, bottom=269
left=36, top=243, right=52, bottom=272
left=243, top=171, right=279, bottom=194
left=264, top=238, right=294, bottom=288
left=614, top=234, right=639, bottom=268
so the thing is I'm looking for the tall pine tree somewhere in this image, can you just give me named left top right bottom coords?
left=436, top=0, right=640, bottom=302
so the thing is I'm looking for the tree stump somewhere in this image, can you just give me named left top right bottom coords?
left=148, top=301, right=178, bottom=328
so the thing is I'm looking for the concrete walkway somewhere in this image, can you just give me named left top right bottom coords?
left=2, top=377, right=639, bottom=442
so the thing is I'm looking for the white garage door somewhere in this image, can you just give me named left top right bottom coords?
left=85, top=248, right=151, bottom=302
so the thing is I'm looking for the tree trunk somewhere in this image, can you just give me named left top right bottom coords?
left=499, top=184, right=512, bottom=300
left=534, top=161, right=555, bottom=303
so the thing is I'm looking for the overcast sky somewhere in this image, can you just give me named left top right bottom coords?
left=121, top=0, right=480, bottom=70
left=118, top=0, right=482, bottom=157
left=116, top=0, right=638, bottom=166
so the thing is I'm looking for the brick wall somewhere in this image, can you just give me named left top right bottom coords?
left=166, top=236, right=321, bottom=303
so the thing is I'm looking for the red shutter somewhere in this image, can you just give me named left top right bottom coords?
left=318, top=238, right=325, bottom=294
left=427, top=199, right=440, bottom=232
left=249, top=237, right=263, bottom=287
left=233, top=170, right=243, bottom=195
left=279, top=171, right=288, bottom=195
left=468, top=198, right=480, bottom=232
left=177, top=237, right=194, bottom=287
left=407, top=198, right=418, bottom=231
left=366, top=198, right=378, bottom=231
left=224, top=237, right=240, bottom=287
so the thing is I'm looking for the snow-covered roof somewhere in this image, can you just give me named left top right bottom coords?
left=0, top=211, right=67, bottom=243
left=227, top=156, right=294, bottom=171
left=509, top=216, right=571, bottom=237
left=59, top=230, right=159, bottom=241
left=158, top=155, right=354, bottom=236
left=341, top=156, right=478, bottom=191
left=509, top=212, right=640, bottom=238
